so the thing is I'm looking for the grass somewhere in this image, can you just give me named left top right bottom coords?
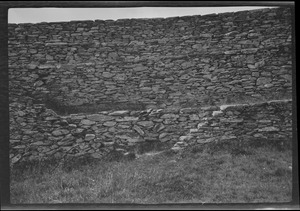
left=10, top=138, right=292, bottom=204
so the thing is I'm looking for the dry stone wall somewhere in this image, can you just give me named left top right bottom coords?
left=8, top=7, right=293, bottom=164
left=8, top=7, right=292, bottom=108
left=10, top=99, right=292, bottom=164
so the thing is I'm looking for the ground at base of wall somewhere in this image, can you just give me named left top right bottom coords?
left=10, top=138, right=292, bottom=204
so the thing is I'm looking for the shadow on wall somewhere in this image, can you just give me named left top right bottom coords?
left=39, top=90, right=292, bottom=115
left=42, top=95, right=147, bottom=115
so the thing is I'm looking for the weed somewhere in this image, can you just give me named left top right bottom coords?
left=10, top=140, right=292, bottom=204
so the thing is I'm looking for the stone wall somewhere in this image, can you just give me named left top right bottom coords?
left=10, top=99, right=292, bottom=164
left=8, top=7, right=292, bottom=109
left=8, top=7, right=293, bottom=164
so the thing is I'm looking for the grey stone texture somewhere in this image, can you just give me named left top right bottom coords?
left=8, top=8, right=293, bottom=164
left=9, top=99, right=292, bottom=164
left=8, top=8, right=292, bottom=108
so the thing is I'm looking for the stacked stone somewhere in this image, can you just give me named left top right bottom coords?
left=8, top=7, right=292, bottom=110
left=171, top=99, right=293, bottom=150
left=9, top=99, right=292, bottom=165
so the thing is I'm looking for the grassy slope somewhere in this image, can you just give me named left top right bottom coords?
left=10, top=139, right=292, bottom=204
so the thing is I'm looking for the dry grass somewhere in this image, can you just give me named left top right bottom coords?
left=10, top=138, right=292, bottom=204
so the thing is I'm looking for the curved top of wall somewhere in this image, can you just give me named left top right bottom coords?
left=8, top=6, right=293, bottom=113
left=8, top=7, right=281, bottom=26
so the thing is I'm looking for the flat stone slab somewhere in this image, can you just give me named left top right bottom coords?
left=103, top=121, right=117, bottom=127
left=258, top=126, right=279, bottom=132
left=109, top=110, right=129, bottom=116
left=52, top=129, right=70, bottom=136
left=137, top=121, right=154, bottom=128
left=87, top=114, right=114, bottom=122
left=85, top=134, right=96, bottom=141
left=81, top=119, right=96, bottom=125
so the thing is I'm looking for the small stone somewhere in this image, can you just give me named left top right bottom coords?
left=11, top=154, right=22, bottom=164
left=220, top=135, right=237, bottom=140
left=85, top=134, right=96, bottom=141
left=116, top=116, right=139, bottom=122
left=179, top=74, right=190, bottom=80
left=225, top=119, right=244, bottom=123
left=91, top=153, right=102, bottom=159
left=145, top=137, right=158, bottom=142
left=46, top=55, right=53, bottom=60
left=241, top=48, right=259, bottom=54
left=70, top=115, right=85, bottom=120
left=137, top=121, right=154, bottom=128
left=17, top=111, right=26, bottom=116
left=38, top=64, right=56, bottom=69
left=127, top=138, right=143, bottom=143
left=74, top=128, right=84, bottom=134
left=87, top=114, right=114, bottom=122
left=264, top=83, right=273, bottom=88
left=197, top=138, right=214, bottom=143
left=258, top=126, right=279, bottom=132
left=10, top=140, right=21, bottom=144
left=192, top=44, right=202, bottom=49
left=102, top=72, right=114, bottom=78
left=81, top=119, right=96, bottom=125
left=181, top=62, right=194, bottom=69
left=61, top=134, right=75, bottom=143
left=133, top=65, right=147, bottom=71
left=159, top=133, right=168, bottom=139
left=212, top=111, right=223, bottom=116
left=31, top=141, right=47, bottom=146
left=45, top=117, right=59, bottom=121
left=224, top=50, right=239, bottom=55
left=247, top=64, right=256, bottom=69
left=171, top=146, right=183, bottom=151
left=179, top=135, right=192, bottom=141
left=13, top=145, right=26, bottom=149
left=103, top=121, right=116, bottom=127
left=255, top=60, right=265, bottom=68
left=258, top=120, right=272, bottom=123
left=76, top=138, right=84, bottom=143
left=175, top=141, right=188, bottom=146
left=34, top=81, right=44, bottom=87
left=257, top=77, right=272, bottom=86
left=133, top=125, right=145, bottom=136
left=118, top=124, right=131, bottom=129
left=45, top=42, right=68, bottom=46
left=140, top=87, right=152, bottom=92
left=103, top=142, right=115, bottom=146
left=197, top=122, right=207, bottom=128
left=52, top=129, right=69, bottom=136
left=161, top=114, right=179, bottom=119
left=178, top=117, right=187, bottom=122
left=281, top=74, right=292, bottom=82
left=189, top=114, right=199, bottom=120
left=69, top=124, right=77, bottom=128
left=254, top=133, right=266, bottom=138
left=27, top=64, right=37, bottom=69
left=199, top=33, right=212, bottom=38
left=109, top=110, right=129, bottom=116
